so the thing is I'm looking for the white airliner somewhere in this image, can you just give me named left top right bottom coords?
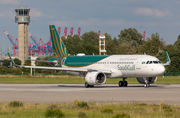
left=25, top=25, right=170, bottom=88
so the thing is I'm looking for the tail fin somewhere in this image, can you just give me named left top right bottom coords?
left=49, top=25, right=70, bottom=58
left=162, top=51, right=171, bottom=66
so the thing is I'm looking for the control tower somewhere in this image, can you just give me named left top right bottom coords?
left=15, top=7, right=30, bottom=65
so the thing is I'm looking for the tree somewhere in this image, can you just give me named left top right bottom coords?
left=166, top=56, right=180, bottom=72
left=21, top=60, right=31, bottom=73
left=138, top=32, right=165, bottom=56
left=63, top=34, right=85, bottom=55
left=3, top=59, right=10, bottom=67
left=35, top=55, right=55, bottom=73
left=81, top=31, right=99, bottom=55
left=118, top=28, right=142, bottom=54
left=104, top=33, right=118, bottom=54
left=14, top=58, right=21, bottom=65
left=166, top=35, right=180, bottom=72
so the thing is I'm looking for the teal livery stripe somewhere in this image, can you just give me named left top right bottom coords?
left=47, top=57, right=57, bottom=61
left=62, top=55, right=110, bottom=67
left=165, top=51, right=169, bottom=62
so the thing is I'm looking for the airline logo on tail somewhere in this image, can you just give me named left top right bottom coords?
left=49, top=25, right=70, bottom=58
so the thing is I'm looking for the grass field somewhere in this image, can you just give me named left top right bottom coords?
left=0, top=76, right=180, bottom=84
left=0, top=101, right=179, bottom=118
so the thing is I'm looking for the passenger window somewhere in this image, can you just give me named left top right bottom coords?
left=146, top=61, right=149, bottom=64
left=149, top=61, right=152, bottom=64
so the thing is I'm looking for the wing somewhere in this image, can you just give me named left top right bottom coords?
left=26, top=59, right=57, bottom=63
left=24, top=66, right=111, bottom=74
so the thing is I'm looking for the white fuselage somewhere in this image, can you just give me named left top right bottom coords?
left=62, top=55, right=165, bottom=78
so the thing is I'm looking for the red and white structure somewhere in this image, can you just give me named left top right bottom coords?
left=99, top=34, right=106, bottom=55
left=70, top=27, right=73, bottom=37
left=77, top=27, right=81, bottom=37
left=142, top=31, right=146, bottom=40
left=64, top=27, right=67, bottom=38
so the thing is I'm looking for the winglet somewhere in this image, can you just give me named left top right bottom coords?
left=162, top=51, right=171, bottom=66
left=7, top=53, right=20, bottom=67
left=7, top=53, right=14, bottom=65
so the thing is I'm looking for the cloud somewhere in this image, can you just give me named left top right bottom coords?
left=135, top=7, right=173, bottom=17
left=51, top=18, right=125, bottom=27
left=51, top=18, right=180, bottom=28
left=30, top=8, right=46, bottom=18
left=0, top=0, right=19, bottom=4
left=0, top=13, right=5, bottom=17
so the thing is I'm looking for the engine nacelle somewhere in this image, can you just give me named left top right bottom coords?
left=85, top=71, right=106, bottom=85
left=136, top=77, right=157, bottom=84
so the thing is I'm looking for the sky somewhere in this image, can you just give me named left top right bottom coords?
left=0, top=0, right=180, bottom=54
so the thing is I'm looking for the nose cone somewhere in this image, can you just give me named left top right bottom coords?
left=157, top=65, right=165, bottom=75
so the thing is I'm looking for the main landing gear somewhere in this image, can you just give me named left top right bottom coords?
left=118, top=78, right=128, bottom=87
left=85, top=82, right=94, bottom=88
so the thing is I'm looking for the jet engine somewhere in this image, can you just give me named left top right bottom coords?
left=85, top=71, right=106, bottom=85
left=136, top=77, right=157, bottom=84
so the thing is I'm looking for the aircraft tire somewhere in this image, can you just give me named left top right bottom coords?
left=118, top=81, right=124, bottom=87
left=144, top=84, right=150, bottom=88
left=85, top=82, right=90, bottom=88
left=90, top=85, right=94, bottom=88
left=123, top=81, right=128, bottom=87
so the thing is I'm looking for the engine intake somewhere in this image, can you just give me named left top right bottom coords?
left=85, top=71, right=106, bottom=85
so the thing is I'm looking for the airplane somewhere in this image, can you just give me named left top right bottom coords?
left=25, top=25, right=171, bottom=88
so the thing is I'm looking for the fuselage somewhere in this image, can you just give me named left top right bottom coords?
left=56, top=54, right=165, bottom=78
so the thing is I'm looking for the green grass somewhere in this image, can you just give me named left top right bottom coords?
left=0, top=101, right=179, bottom=118
left=0, top=76, right=180, bottom=84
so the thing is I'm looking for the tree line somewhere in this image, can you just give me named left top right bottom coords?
left=1, top=27, right=180, bottom=73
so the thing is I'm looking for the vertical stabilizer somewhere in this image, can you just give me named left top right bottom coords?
left=49, top=25, right=70, bottom=58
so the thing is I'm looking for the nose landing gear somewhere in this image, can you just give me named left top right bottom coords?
left=143, top=77, right=150, bottom=88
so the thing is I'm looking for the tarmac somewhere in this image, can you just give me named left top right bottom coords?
left=0, top=84, right=179, bottom=105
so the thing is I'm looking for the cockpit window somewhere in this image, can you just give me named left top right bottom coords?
left=153, top=61, right=158, bottom=64
left=146, top=60, right=161, bottom=64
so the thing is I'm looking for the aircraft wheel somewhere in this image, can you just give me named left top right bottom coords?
left=118, top=81, right=124, bottom=87
left=144, top=84, right=149, bottom=88
left=123, top=81, right=128, bottom=87
left=85, top=82, right=90, bottom=88
left=90, top=85, right=94, bottom=88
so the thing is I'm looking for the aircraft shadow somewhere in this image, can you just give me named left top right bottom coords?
left=57, top=84, right=160, bottom=88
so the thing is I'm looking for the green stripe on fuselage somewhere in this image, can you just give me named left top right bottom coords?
left=62, top=55, right=110, bottom=67
left=47, top=57, right=57, bottom=61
